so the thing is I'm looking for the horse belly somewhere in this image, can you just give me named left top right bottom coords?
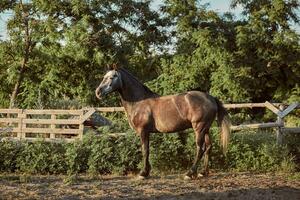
left=154, top=106, right=191, bottom=133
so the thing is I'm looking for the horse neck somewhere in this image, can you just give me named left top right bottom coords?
left=118, top=70, right=158, bottom=111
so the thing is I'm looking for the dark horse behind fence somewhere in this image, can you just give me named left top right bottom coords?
left=95, top=65, right=230, bottom=180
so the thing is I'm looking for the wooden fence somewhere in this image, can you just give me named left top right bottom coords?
left=0, top=101, right=299, bottom=143
left=226, top=102, right=300, bottom=144
left=0, top=109, right=86, bottom=142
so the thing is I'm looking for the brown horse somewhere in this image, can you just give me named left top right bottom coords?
left=95, top=66, right=230, bottom=180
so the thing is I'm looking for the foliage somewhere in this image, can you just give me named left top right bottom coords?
left=225, top=130, right=298, bottom=172
left=149, top=133, right=191, bottom=172
left=113, top=131, right=142, bottom=174
left=87, top=134, right=118, bottom=175
left=147, top=0, right=300, bottom=105
left=0, top=0, right=169, bottom=108
left=231, top=0, right=300, bottom=102
left=285, top=85, right=300, bottom=126
left=0, top=140, right=21, bottom=172
left=15, top=140, right=67, bottom=174
left=0, top=128, right=298, bottom=175
left=65, top=138, right=91, bottom=175
left=0, top=0, right=299, bottom=108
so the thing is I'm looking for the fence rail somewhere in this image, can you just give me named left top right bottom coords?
left=0, top=101, right=299, bottom=143
left=226, top=102, right=300, bottom=144
left=0, top=109, right=84, bottom=141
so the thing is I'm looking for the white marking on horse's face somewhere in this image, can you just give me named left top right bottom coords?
left=95, top=70, right=122, bottom=99
left=100, top=70, right=119, bottom=87
left=103, top=70, right=118, bottom=80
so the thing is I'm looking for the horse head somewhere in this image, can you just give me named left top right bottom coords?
left=95, top=64, right=122, bottom=99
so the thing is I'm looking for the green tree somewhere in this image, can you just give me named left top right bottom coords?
left=231, top=0, right=300, bottom=102
left=0, top=0, right=37, bottom=108
left=149, top=0, right=299, bottom=104
left=149, top=0, right=249, bottom=102
left=0, top=0, right=299, bottom=109
left=0, top=0, right=169, bottom=108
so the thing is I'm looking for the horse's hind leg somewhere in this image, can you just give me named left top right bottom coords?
left=185, top=122, right=206, bottom=180
left=199, top=133, right=212, bottom=177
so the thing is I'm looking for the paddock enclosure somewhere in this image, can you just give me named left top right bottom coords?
left=0, top=102, right=299, bottom=200
left=0, top=101, right=299, bottom=143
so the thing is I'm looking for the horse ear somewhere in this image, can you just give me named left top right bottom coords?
left=106, top=63, right=118, bottom=71
left=112, top=63, right=118, bottom=70
left=106, top=64, right=115, bottom=71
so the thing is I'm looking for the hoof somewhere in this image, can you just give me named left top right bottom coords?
left=198, top=171, right=209, bottom=178
left=137, top=175, right=147, bottom=180
left=198, top=173, right=204, bottom=178
left=184, top=175, right=192, bottom=180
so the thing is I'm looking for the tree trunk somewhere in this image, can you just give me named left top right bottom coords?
left=9, top=59, right=27, bottom=108
left=9, top=0, right=31, bottom=108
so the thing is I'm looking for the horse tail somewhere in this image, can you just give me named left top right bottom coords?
left=215, top=97, right=231, bottom=154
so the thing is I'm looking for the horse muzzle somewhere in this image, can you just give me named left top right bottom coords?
left=95, top=86, right=103, bottom=100
left=95, top=86, right=111, bottom=100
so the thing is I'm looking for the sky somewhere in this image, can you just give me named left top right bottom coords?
left=152, top=0, right=243, bottom=14
left=0, top=0, right=241, bottom=40
left=0, top=0, right=299, bottom=40
left=0, top=11, right=12, bottom=40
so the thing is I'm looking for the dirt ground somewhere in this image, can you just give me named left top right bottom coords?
left=0, top=172, right=299, bottom=200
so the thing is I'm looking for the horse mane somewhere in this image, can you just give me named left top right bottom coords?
left=119, top=68, right=159, bottom=97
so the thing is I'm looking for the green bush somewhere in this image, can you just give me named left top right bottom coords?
left=0, top=128, right=298, bottom=175
left=87, top=134, right=118, bottom=175
left=16, top=140, right=52, bottom=174
left=65, top=137, right=91, bottom=175
left=150, top=133, right=189, bottom=172
left=225, top=130, right=297, bottom=172
left=0, top=141, right=22, bottom=172
left=48, top=142, right=67, bottom=174
left=114, top=131, right=141, bottom=174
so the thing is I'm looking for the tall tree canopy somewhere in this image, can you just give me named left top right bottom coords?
left=0, top=0, right=299, bottom=108
left=149, top=0, right=300, bottom=103
left=0, top=0, right=169, bottom=108
left=232, top=0, right=300, bottom=102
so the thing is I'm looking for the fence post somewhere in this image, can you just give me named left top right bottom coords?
left=50, top=114, right=56, bottom=139
left=18, top=109, right=26, bottom=139
left=17, top=109, right=22, bottom=139
left=276, top=105, right=285, bottom=145
left=79, top=110, right=84, bottom=140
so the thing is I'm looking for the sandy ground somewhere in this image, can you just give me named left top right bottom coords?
left=0, top=172, right=299, bottom=200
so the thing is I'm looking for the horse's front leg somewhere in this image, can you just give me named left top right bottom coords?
left=138, top=131, right=151, bottom=179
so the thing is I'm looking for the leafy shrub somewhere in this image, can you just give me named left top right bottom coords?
left=48, top=142, right=67, bottom=174
left=0, top=141, right=22, bottom=172
left=87, top=134, right=118, bottom=175
left=114, top=131, right=141, bottom=174
left=0, top=128, right=298, bottom=175
left=65, top=137, right=91, bottom=175
left=16, top=140, right=52, bottom=174
left=225, top=130, right=297, bottom=172
left=150, top=133, right=189, bottom=173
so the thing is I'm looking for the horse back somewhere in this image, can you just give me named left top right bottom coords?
left=150, top=91, right=217, bottom=133
left=128, top=91, right=217, bottom=134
